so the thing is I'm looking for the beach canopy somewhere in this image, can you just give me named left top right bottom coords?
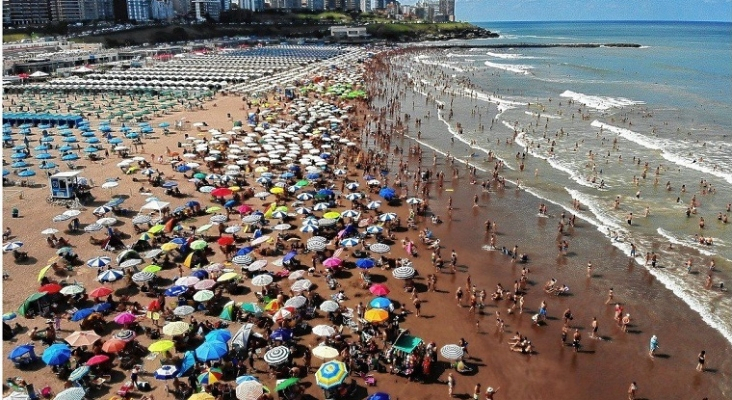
left=393, top=334, right=423, bottom=355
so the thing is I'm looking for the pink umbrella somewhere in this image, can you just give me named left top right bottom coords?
left=86, top=354, right=110, bottom=366
left=175, top=276, right=200, bottom=287
left=237, top=205, right=253, bottom=214
left=369, top=284, right=390, bottom=297
left=194, top=279, right=217, bottom=290
left=323, top=257, right=342, bottom=268
left=114, top=312, right=137, bottom=325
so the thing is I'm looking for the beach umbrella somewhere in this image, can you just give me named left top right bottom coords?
left=366, top=225, right=383, bottom=234
left=194, top=279, right=217, bottom=290
left=406, top=197, right=423, bottom=205
left=263, top=346, right=290, bottom=365
left=273, top=223, right=291, bottom=232
left=174, top=305, right=195, bottom=316
left=235, top=381, right=264, bottom=400
left=370, top=297, right=392, bottom=310
left=323, top=257, right=343, bottom=268
left=290, top=279, right=312, bottom=293
left=148, top=340, right=175, bottom=353
left=97, top=269, right=124, bottom=283
left=53, top=387, right=85, bottom=400
left=84, top=223, right=103, bottom=232
left=154, top=365, right=179, bottom=385
left=39, top=283, right=63, bottom=294
left=356, top=258, right=376, bottom=269
left=142, top=264, right=161, bottom=274
left=364, top=309, right=389, bottom=323
left=89, top=287, right=113, bottom=298
left=68, top=365, right=91, bottom=382
left=198, top=367, right=224, bottom=385
left=112, top=329, right=136, bottom=342
left=284, top=295, right=308, bottom=309
left=59, top=285, right=84, bottom=295
left=368, top=393, right=391, bottom=400
left=101, top=339, right=127, bottom=354
left=378, top=213, right=397, bottom=222
left=241, top=302, right=263, bottom=315
left=193, top=290, right=215, bottom=302
left=251, top=274, right=273, bottom=287
left=440, top=344, right=464, bottom=360
left=319, top=300, right=340, bottom=313
left=312, top=325, right=337, bottom=338
left=341, top=210, right=359, bottom=218
left=339, top=237, right=360, bottom=247
left=306, top=240, right=326, bottom=251
left=315, top=360, right=348, bottom=389
left=114, top=312, right=137, bottom=325
left=70, top=308, right=94, bottom=322
left=241, top=214, right=261, bottom=225
left=217, top=272, right=240, bottom=282
left=312, top=345, right=339, bottom=360
left=85, top=354, right=110, bottom=367
left=119, top=258, right=142, bottom=269
left=369, top=243, right=391, bottom=254
left=369, top=284, right=390, bottom=297
left=392, top=266, right=416, bottom=280
left=65, top=331, right=101, bottom=347
left=132, top=271, right=155, bottom=283
left=205, top=329, right=232, bottom=343
left=87, top=256, right=112, bottom=268
left=270, top=328, right=293, bottom=342
left=195, top=340, right=228, bottom=361
left=275, top=377, right=300, bottom=392
left=296, top=193, right=314, bottom=201
left=132, top=215, right=152, bottom=225
left=3, top=241, right=23, bottom=252
left=162, top=321, right=190, bottom=336
left=42, top=343, right=71, bottom=366
left=232, top=255, right=253, bottom=266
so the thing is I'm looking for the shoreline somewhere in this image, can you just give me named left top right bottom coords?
left=2, top=45, right=730, bottom=400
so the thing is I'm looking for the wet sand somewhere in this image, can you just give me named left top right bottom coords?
left=2, top=48, right=731, bottom=400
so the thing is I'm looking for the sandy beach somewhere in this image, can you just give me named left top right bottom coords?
left=2, top=46, right=731, bottom=400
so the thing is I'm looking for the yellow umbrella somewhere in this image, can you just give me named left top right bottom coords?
left=364, top=309, right=389, bottom=323
left=148, top=340, right=175, bottom=353
left=188, top=393, right=215, bottom=400
left=275, top=206, right=288, bottom=212
left=148, top=224, right=165, bottom=234
left=323, top=212, right=340, bottom=219
left=217, top=272, right=239, bottom=282
left=254, top=166, right=268, bottom=173
left=264, top=299, right=281, bottom=312
left=183, top=253, right=194, bottom=268
left=38, top=265, right=52, bottom=282
left=229, top=186, right=241, bottom=192
left=205, top=206, right=221, bottom=214
left=142, top=264, right=161, bottom=274
left=269, top=187, right=284, bottom=194
left=162, top=321, right=190, bottom=336
left=160, top=243, right=179, bottom=252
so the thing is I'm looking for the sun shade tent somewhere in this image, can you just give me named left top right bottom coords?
left=391, top=332, right=423, bottom=355
left=140, top=200, right=171, bottom=213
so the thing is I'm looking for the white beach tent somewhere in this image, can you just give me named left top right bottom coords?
left=140, top=200, right=170, bottom=213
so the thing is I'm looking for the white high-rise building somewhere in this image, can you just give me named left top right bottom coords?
left=151, top=0, right=174, bottom=19
left=127, top=0, right=151, bottom=20
left=239, top=0, right=264, bottom=11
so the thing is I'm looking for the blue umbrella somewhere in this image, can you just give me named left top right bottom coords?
left=14, top=144, right=27, bottom=150
left=59, top=145, right=74, bottom=152
left=170, top=237, right=187, bottom=245
left=109, top=137, right=123, bottom=144
left=237, top=247, right=254, bottom=256
left=356, top=258, right=376, bottom=269
left=62, top=154, right=80, bottom=161
left=120, top=126, right=131, bottom=132
left=186, top=201, right=200, bottom=207
left=165, top=286, right=188, bottom=297
left=71, top=308, right=95, bottom=322
left=162, top=181, right=178, bottom=188
left=105, top=197, right=125, bottom=207
left=83, top=146, right=99, bottom=153
left=62, top=137, right=78, bottom=143
left=280, top=172, right=295, bottom=179
left=155, top=364, right=179, bottom=381
left=10, top=153, right=27, bottom=159
left=270, top=328, right=293, bottom=342
left=11, top=161, right=29, bottom=169
left=283, top=250, right=297, bottom=262
left=126, top=133, right=139, bottom=139
left=176, top=165, right=191, bottom=172
left=195, top=340, right=228, bottom=361
left=317, top=189, right=334, bottom=197
left=81, top=131, right=96, bottom=137
left=91, top=302, right=112, bottom=313
left=368, top=393, right=391, bottom=400
left=40, top=136, right=54, bottom=143
left=235, top=375, right=258, bottom=384
left=41, top=343, right=71, bottom=366
left=191, top=269, right=208, bottom=280
left=35, top=153, right=52, bottom=159
left=18, top=169, right=36, bottom=177
left=2, top=170, right=9, bottom=177
left=97, top=269, right=124, bottom=283
left=9, top=344, right=36, bottom=360
left=379, top=187, right=396, bottom=200
left=3, top=135, right=13, bottom=141
left=40, top=162, right=58, bottom=170
left=34, top=144, right=49, bottom=151
left=158, top=122, right=170, bottom=128
left=205, top=329, right=232, bottom=343
left=369, top=297, right=392, bottom=309
left=176, top=351, right=196, bottom=377
left=224, top=199, right=237, bottom=208
left=306, top=173, right=320, bottom=179
left=85, top=137, right=100, bottom=144
left=68, top=365, right=90, bottom=381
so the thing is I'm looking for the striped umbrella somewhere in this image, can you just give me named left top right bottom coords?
left=97, top=269, right=124, bottom=283
left=197, top=367, right=224, bottom=385
left=232, top=255, right=253, bottom=266
left=306, top=240, right=326, bottom=251
left=87, top=256, right=112, bottom=268
left=315, top=360, right=348, bottom=389
left=392, top=266, right=416, bottom=280
left=440, top=344, right=464, bottom=360
left=68, top=365, right=90, bottom=381
left=369, top=243, right=391, bottom=254
left=53, top=387, right=85, bottom=400
left=263, top=346, right=290, bottom=365
left=339, top=237, right=359, bottom=247
left=235, top=381, right=264, bottom=400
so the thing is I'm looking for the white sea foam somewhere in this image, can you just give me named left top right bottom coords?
left=466, top=88, right=526, bottom=116
left=484, top=61, right=534, bottom=75
left=561, top=90, right=645, bottom=111
left=657, top=228, right=716, bottom=257
left=524, top=111, right=561, bottom=119
left=660, top=151, right=732, bottom=185
left=486, top=51, right=524, bottom=59
left=590, top=120, right=664, bottom=150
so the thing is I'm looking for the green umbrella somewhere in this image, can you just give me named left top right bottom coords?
left=18, top=292, right=48, bottom=317
left=296, top=180, right=309, bottom=187
left=190, top=240, right=208, bottom=251
left=241, top=302, right=263, bottom=314
left=275, top=377, right=299, bottom=392
left=194, top=172, right=206, bottom=179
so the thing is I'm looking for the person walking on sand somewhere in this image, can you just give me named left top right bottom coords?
left=649, top=335, right=659, bottom=358
left=628, top=382, right=637, bottom=400
left=413, top=298, right=422, bottom=317
left=447, top=372, right=455, bottom=397
left=590, top=317, right=599, bottom=339
left=485, top=386, right=499, bottom=400
left=696, top=350, right=706, bottom=372
left=473, top=383, right=481, bottom=400
left=456, top=287, right=464, bottom=307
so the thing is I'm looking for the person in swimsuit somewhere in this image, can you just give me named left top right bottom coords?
left=696, top=350, right=705, bottom=372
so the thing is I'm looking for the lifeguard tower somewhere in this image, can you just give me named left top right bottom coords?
left=49, top=171, right=81, bottom=199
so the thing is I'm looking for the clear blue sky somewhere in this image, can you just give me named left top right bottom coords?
left=402, top=0, right=732, bottom=22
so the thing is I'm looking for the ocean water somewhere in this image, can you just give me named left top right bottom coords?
left=401, top=21, right=732, bottom=343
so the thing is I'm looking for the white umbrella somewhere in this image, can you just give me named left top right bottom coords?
left=440, top=344, right=464, bottom=360
left=251, top=274, right=273, bottom=286
left=236, top=380, right=264, bottom=400
left=312, top=325, right=336, bottom=337
left=319, top=300, right=339, bottom=312
left=247, top=259, right=268, bottom=272
left=290, top=279, right=312, bottom=292
left=392, top=266, right=416, bottom=280
left=369, top=243, right=391, bottom=254
left=312, top=345, right=339, bottom=360
left=101, top=181, right=119, bottom=189
left=284, top=295, right=307, bottom=309
left=41, top=228, right=60, bottom=235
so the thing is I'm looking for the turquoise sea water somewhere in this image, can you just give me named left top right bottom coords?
left=405, top=21, right=732, bottom=342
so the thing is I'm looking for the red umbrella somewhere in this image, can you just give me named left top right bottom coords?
left=369, top=284, right=390, bottom=296
left=101, top=339, right=126, bottom=353
left=89, top=287, right=113, bottom=298
left=86, top=354, right=110, bottom=366
left=237, top=205, right=253, bottom=214
left=147, top=299, right=161, bottom=311
left=39, top=283, right=63, bottom=294
left=217, top=236, right=235, bottom=246
left=211, top=187, right=232, bottom=198
left=18, top=73, right=29, bottom=79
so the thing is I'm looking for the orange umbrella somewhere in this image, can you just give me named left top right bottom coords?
left=89, top=287, right=113, bottom=298
left=102, top=339, right=126, bottom=353
left=165, top=218, right=176, bottom=233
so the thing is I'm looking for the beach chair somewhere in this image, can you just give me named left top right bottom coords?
left=116, top=381, right=134, bottom=397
